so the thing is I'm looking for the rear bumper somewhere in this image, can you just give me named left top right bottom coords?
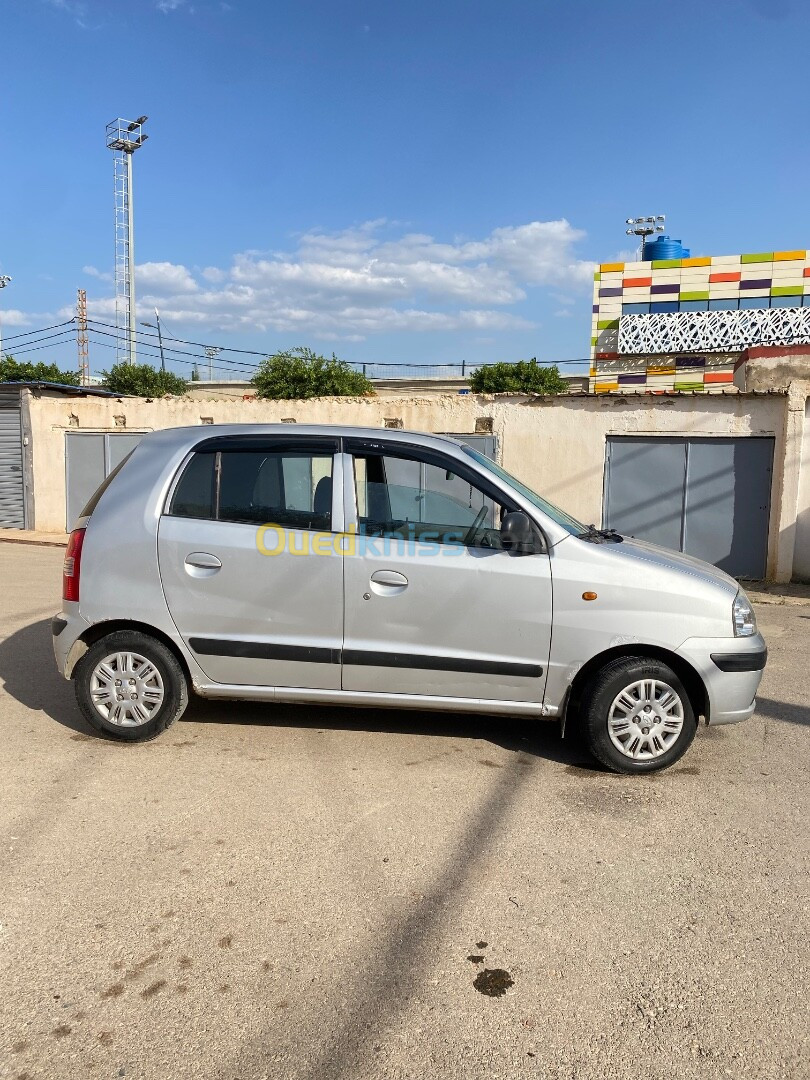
left=52, top=605, right=89, bottom=679
left=678, top=633, right=767, bottom=726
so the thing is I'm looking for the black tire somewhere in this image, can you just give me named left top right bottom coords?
left=74, top=630, right=188, bottom=742
left=580, top=656, right=697, bottom=774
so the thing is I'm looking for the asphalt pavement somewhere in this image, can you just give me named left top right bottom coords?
left=0, top=543, right=807, bottom=1080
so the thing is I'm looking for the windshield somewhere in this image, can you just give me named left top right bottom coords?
left=462, top=446, right=586, bottom=536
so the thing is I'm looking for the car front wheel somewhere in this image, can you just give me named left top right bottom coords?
left=74, top=630, right=188, bottom=742
left=580, top=656, right=698, bottom=774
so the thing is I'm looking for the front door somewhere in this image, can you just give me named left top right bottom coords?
left=341, top=439, right=552, bottom=703
left=158, top=435, right=343, bottom=688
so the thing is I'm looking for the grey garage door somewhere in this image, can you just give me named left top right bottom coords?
left=65, top=431, right=144, bottom=530
left=0, top=389, right=26, bottom=529
left=604, top=436, right=773, bottom=579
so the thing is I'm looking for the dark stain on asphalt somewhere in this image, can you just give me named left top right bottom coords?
left=467, top=954, right=485, bottom=964
left=261, top=960, right=271, bottom=972
left=473, top=968, right=514, bottom=997
left=475, top=941, right=488, bottom=949
left=11, top=1040, right=29, bottom=1053
left=101, top=983, right=125, bottom=999
left=52, top=1024, right=72, bottom=1039
left=176, top=983, right=189, bottom=994
left=675, top=766, right=700, bottom=775
left=178, top=955, right=193, bottom=969
left=140, top=979, right=167, bottom=999
left=218, top=933, right=233, bottom=948
left=70, top=733, right=93, bottom=742
left=172, top=740, right=195, bottom=748
left=98, top=1031, right=114, bottom=1046
left=478, top=758, right=502, bottom=768
left=218, top=984, right=230, bottom=993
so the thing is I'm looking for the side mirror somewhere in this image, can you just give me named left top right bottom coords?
left=500, top=511, right=535, bottom=554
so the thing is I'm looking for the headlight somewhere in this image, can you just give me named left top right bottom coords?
left=733, top=591, right=757, bottom=637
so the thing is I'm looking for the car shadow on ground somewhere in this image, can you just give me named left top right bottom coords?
left=0, top=618, right=594, bottom=768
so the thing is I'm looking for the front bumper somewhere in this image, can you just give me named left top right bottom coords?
left=678, top=632, right=767, bottom=725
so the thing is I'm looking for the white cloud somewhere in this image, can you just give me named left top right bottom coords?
left=137, top=261, right=199, bottom=293
left=83, top=264, right=112, bottom=282
left=156, top=0, right=189, bottom=11
left=0, top=309, right=33, bottom=328
left=45, top=0, right=89, bottom=27
left=35, top=218, right=595, bottom=342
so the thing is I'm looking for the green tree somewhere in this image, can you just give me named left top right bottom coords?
left=469, top=359, right=567, bottom=395
left=0, top=355, right=81, bottom=386
left=102, top=362, right=187, bottom=397
left=251, top=347, right=373, bottom=400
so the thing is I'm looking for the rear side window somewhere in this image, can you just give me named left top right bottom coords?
left=168, top=446, right=334, bottom=531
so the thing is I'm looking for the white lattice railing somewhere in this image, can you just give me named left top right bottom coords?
left=618, top=307, right=810, bottom=355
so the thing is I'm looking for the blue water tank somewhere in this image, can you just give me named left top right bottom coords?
left=641, top=235, right=691, bottom=261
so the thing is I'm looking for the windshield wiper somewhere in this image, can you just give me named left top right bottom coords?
left=577, top=524, right=624, bottom=544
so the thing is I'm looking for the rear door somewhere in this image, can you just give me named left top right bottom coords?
left=341, top=439, right=552, bottom=703
left=158, top=435, right=343, bottom=688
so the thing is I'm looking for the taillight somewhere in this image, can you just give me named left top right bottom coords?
left=63, top=528, right=86, bottom=602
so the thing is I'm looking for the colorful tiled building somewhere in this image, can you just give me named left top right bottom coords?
left=590, top=244, right=810, bottom=392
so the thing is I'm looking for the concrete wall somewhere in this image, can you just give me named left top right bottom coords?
left=735, top=346, right=810, bottom=581
left=25, top=387, right=792, bottom=578
left=793, top=399, right=810, bottom=582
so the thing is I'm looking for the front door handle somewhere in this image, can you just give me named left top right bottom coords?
left=370, top=569, right=408, bottom=594
left=184, top=552, right=222, bottom=573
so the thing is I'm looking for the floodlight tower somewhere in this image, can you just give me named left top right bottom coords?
left=106, top=116, right=149, bottom=364
left=625, top=215, right=665, bottom=260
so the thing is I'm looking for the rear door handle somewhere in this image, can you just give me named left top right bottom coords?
left=185, top=552, right=222, bottom=570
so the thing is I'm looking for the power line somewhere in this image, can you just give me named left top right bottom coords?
left=0, top=320, right=75, bottom=343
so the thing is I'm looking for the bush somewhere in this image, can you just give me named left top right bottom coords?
left=251, top=347, right=373, bottom=400
left=0, top=355, right=81, bottom=386
left=102, top=362, right=188, bottom=397
left=469, top=359, right=567, bottom=395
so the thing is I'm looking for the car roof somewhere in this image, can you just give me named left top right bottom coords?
left=142, top=423, right=470, bottom=454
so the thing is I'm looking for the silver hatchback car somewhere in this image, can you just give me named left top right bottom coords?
left=53, top=424, right=766, bottom=773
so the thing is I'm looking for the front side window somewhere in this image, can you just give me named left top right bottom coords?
left=353, top=450, right=508, bottom=549
left=169, top=445, right=334, bottom=530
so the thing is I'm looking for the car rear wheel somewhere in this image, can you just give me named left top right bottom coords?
left=74, top=631, right=188, bottom=742
left=580, top=656, right=697, bottom=774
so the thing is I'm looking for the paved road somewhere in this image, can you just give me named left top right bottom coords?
left=0, top=544, right=807, bottom=1080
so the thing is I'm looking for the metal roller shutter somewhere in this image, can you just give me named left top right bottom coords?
left=0, top=387, right=25, bottom=529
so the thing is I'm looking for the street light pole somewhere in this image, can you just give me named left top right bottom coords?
left=154, top=308, right=165, bottom=371
left=140, top=309, right=166, bottom=372
left=0, top=275, right=11, bottom=361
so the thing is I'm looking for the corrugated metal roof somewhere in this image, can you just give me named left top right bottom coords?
left=0, top=381, right=119, bottom=397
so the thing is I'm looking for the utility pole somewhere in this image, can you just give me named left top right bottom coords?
left=76, top=288, right=89, bottom=385
left=106, top=116, right=149, bottom=364
left=0, top=275, right=11, bottom=361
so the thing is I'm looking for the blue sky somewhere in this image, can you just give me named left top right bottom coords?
left=2, top=0, right=808, bottom=378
